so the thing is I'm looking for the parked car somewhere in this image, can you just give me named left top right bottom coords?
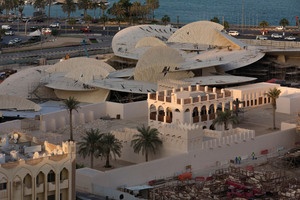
left=4, top=31, right=14, bottom=36
left=49, top=22, right=60, bottom=28
left=260, top=30, right=269, bottom=34
left=13, top=38, right=22, bottom=43
left=256, top=35, right=268, bottom=40
left=80, top=28, right=92, bottom=32
left=228, top=30, right=240, bottom=36
left=275, top=26, right=285, bottom=30
left=271, top=33, right=283, bottom=39
left=8, top=40, right=16, bottom=45
left=1, top=25, right=12, bottom=30
left=284, top=36, right=296, bottom=41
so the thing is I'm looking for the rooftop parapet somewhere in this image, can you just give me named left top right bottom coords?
left=148, top=85, right=232, bottom=105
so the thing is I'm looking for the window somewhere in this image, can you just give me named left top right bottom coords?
left=0, top=183, right=7, bottom=190
left=48, top=171, right=55, bottom=183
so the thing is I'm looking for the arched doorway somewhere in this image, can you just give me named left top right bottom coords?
left=36, top=172, right=45, bottom=200
left=201, top=105, right=207, bottom=121
left=184, top=108, right=190, bottom=124
left=208, top=104, right=215, bottom=120
left=192, top=107, right=199, bottom=123
left=23, top=174, right=32, bottom=200
left=158, top=106, right=165, bottom=122
left=149, top=104, right=157, bottom=120
left=225, top=102, right=231, bottom=111
left=60, top=168, right=69, bottom=200
left=166, top=107, right=172, bottom=123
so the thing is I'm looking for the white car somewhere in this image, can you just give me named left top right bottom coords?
left=275, top=26, right=285, bottom=30
left=1, top=25, right=12, bottom=30
left=228, top=31, right=240, bottom=36
left=271, top=33, right=283, bottom=39
left=13, top=38, right=22, bottom=43
left=8, top=40, right=16, bottom=45
left=284, top=36, right=296, bottom=41
left=4, top=31, right=14, bottom=36
left=256, top=35, right=268, bottom=40
left=49, top=22, right=60, bottom=28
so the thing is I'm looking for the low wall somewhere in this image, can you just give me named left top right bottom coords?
left=240, top=39, right=300, bottom=48
left=76, top=128, right=297, bottom=192
left=0, top=120, right=22, bottom=133
left=40, top=101, right=147, bottom=132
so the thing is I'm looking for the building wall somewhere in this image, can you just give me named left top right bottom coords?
left=0, top=120, right=22, bottom=134
left=40, top=101, right=147, bottom=132
left=76, top=128, right=297, bottom=191
left=0, top=141, right=76, bottom=200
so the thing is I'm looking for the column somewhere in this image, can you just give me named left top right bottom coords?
left=56, top=173, right=60, bottom=200
left=32, top=177, right=35, bottom=200
left=44, top=173, right=47, bottom=200
left=163, top=107, right=167, bottom=123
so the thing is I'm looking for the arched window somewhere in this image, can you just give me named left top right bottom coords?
left=149, top=104, right=157, bottom=120
left=158, top=106, right=165, bottom=122
left=47, top=170, right=55, bottom=183
left=166, top=107, right=172, bottom=123
left=60, top=168, right=68, bottom=181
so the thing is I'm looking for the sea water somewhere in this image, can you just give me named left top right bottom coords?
left=21, top=0, right=300, bottom=26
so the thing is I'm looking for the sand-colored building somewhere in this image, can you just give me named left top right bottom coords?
left=0, top=132, right=76, bottom=200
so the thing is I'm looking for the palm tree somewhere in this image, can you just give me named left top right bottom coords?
left=77, top=0, right=90, bottom=18
left=3, top=0, right=13, bottom=17
left=259, top=20, right=269, bottom=31
left=78, top=129, right=103, bottom=169
left=146, top=0, right=159, bottom=20
left=63, top=96, right=80, bottom=141
left=33, top=0, right=46, bottom=11
left=210, top=16, right=220, bottom=24
left=265, top=88, right=281, bottom=130
left=47, top=0, right=52, bottom=20
left=18, top=0, right=25, bottom=21
left=91, top=1, right=98, bottom=20
left=109, top=2, right=125, bottom=29
left=100, top=14, right=108, bottom=30
left=131, top=125, right=162, bottom=162
left=161, top=15, right=170, bottom=25
left=101, top=133, right=122, bottom=168
left=99, top=1, right=108, bottom=18
left=213, top=110, right=239, bottom=130
left=130, top=1, right=141, bottom=24
left=62, top=0, right=76, bottom=19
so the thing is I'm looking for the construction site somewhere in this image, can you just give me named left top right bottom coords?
left=144, top=143, right=300, bottom=200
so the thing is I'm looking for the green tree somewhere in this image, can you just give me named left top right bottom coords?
left=63, top=96, right=80, bottom=141
left=68, top=17, right=76, bottom=29
left=77, top=0, right=90, bottom=18
left=161, top=14, right=170, bottom=25
left=118, top=0, right=132, bottom=19
left=47, top=0, right=52, bottom=20
left=3, top=0, right=13, bottom=16
left=130, top=1, right=142, bottom=24
left=224, top=21, right=230, bottom=29
left=62, top=0, right=76, bottom=19
left=91, top=1, right=98, bottom=20
left=109, top=2, right=125, bottom=28
left=279, top=18, right=289, bottom=27
left=131, top=125, right=162, bottom=162
left=101, top=133, right=122, bottom=168
left=213, top=110, right=239, bottom=130
left=99, top=1, right=108, bottom=18
left=264, top=88, right=281, bottom=130
left=18, top=0, right=25, bottom=20
left=33, top=0, right=46, bottom=11
left=146, top=0, right=159, bottom=20
left=100, top=15, right=108, bottom=28
left=210, top=16, right=220, bottom=24
left=259, top=20, right=269, bottom=31
left=78, top=129, right=103, bottom=169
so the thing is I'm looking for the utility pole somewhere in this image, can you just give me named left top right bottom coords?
left=241, top=3, right=244, bottom=32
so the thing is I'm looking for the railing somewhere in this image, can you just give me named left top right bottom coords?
left=60, top=179, right=69, bottom=189
left=201, top=115, right=207, bottom=121
left=193, top=97, right=199, bottom=103
left=150, top=112, right=156, bottom=120
left=166, top=116, right=172, bottom=123
left=209, top=113, right=216, bottom=120
left=209, top=94, right=215, bottom=100
left=48, top=182, right=56, bottom=191
left=225, top=91, right=231, bottom=97
left=184, top=99, right=191, bottom=104
left=201, top=96, right=207, bottom=101
left=149, top=93, right=156, bottom=100
left=0, top=190, right=7, bottom=199
left=177, top=99, right=181, bottom=104
left=158, top=115, right=164, bottom=122
left=217, top=93, right=223, bottom=99
left=191, top=86, right=197, bottom=91
left=23, top=186, right=32, bottom=196
left=36, top=183, right=44, bottom=193
left=193, top=116, right=199, bottom=123
left=158, top=96, right=164, bottom=101
left=166, top=96, right=171, bottom=103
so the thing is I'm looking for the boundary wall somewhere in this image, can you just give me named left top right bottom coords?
left=0, top=120, right=22, bottom=133
left=76, top=128, right=297, bottom=194
left=40, top=101, right=147, bottom=132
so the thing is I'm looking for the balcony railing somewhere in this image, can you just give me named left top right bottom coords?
left=0, top=190, right=7, bottom=199
left=225, top=91, right=231, bottom=97
left=36, top=183, right=44, bottom=193
left=60, top=179, right=69, bottom=189
left=158, top=115, right=164, bottom=122
left=201, top=115, right=207, bottom=121
left=23, top=186, right=32, bottom=196
left=217, top=93, right=223, bottom=99
left=193, top=116, right=199, bottom=123
left=184, top=99, right=191, bottom=104
left=166, top=116, right=172, bottom=123
left=158, top=95, right=164, bottom=101
left=201, top=96, right=207, bottom=101
left=149, top=94, right=156, bottom=100
left=193, top=97, right=199, bottom=103
left=209, top=94, right=215, bottom=100
left=48, top=182, right=56, bottom=192
left=150, top=112, right=156, bottom=120
left=209, top=113, right=215, bottom=120
left=166, top=96, right=171, bottom=103
left=177, top=99, right=181, bottom=104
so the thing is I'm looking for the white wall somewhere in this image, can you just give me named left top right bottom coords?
left=0, top=120, right=22, bottom=133
left=40, top=101, right=148, bottom=132
left=76, top=128, right=297, bottom=190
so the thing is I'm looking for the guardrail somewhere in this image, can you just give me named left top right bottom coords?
left=240, top=39, right=300, bottom=48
